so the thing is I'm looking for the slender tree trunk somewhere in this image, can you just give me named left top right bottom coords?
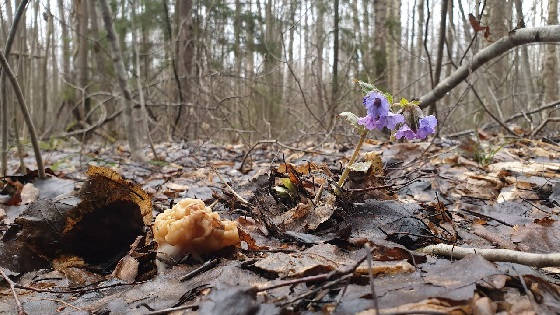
left=351, top=0, right=361, bottom=76
left=77, top=0, right=89, bottom=123
left=303, top=0, right=310, bottom=89
left=330, top=0, right=339, bottom=126
left=0, top=49, right=45, bottom=177
left=542, top=0, right=559, bottom=118
left=514, top=0, right=536, bottom=103
left=263, top=0, right=282, bottom=132
left=414, top=0, right=424, bottom=97
left=483, top=1, right=510, bottom=111
left=315, top=1, right=325, bottom=113
left=174, top=0, right=194, bottom=137
left=41, top=6, right=53, bottom=133
left=373, top=0, right=387, bottom=89
left=98, top=0, right=141, bottom=160
left=387, top=0, right=401, bottom=95
left=233, top=0, right=242, bottom=128
left=49, top=2, right=58, bottom=126
left=132, top=0, right=158, bottom=160
left=362, top=0, right=371, bottom=76
left=2, top=0, right=31, bottom=176
left=431, top=0, right=448, bottom=115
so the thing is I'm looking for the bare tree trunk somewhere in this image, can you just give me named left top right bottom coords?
left=514, top=0, right=536, bottom=103
left=387, top=0, right=401, bottom=95
left=174, top=0, right=194, bottom=137
left=362, top=0, right=371, bottom=76
left=443, top=0, right=454, bottom=106
left=263, top=0, right=282, bottom=132
left=29, top=0, right=38, bottom=125
left=132, top=0, right=158, bottom=161
left=431, top=0, right=448, bottom=115
left=351, top=0, right=361, bottom=76
left=303, top=0, right=310, bottom=89
left=414, top=0, right=424, bottom=96
left=373, top=0, right=387, bottom=89
left=483, top=1, right=509, bottom=110
left=315, top=1, right=325, bottom=113
left=330, top=0, right=339, bottom=127
left=234, top=0, right=242, bottom=129
left=77, top=0, right=89, bottom=123
left=2, top=0, right=31, bottom=176
left=542, top=0, right=559, bottom=118
left=41, top=6, right=52, bottom=133
left=0, top=49, right=45, bottom=177
left=98, top=0, right=141, bottom=160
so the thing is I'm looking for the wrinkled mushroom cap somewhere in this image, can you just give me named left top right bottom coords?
left=153, top=198, right=239, bottom=255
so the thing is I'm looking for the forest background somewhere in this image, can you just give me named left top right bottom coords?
left=0, top=0, right=559, bottom=173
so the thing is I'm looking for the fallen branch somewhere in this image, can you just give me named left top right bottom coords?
left=446, top=100, right=560, bottom=138
left=531, top=117, right=560, bottom=137
left=420, top=26, right=560, bottom=108
left=0, top=268, right=27, bottom=315
left=256, top=247, right=370, bottom=292
left=419, top=244, right=560, bottom=267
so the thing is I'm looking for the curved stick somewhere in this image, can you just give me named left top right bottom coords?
left=0, top=48, right=45, bottom=178
left=420, top=26, right=560, bottom=108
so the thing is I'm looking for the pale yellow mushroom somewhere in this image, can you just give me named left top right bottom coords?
left=153, top=198, right=239, bottom=256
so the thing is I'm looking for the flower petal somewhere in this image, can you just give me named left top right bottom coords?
left=395, top=124, right=416, bottom=140
left=416, top=115, right=437, bottom=139
left=363, top=92, right=390, bottom=118
left=385, top=112, right=405, bottom=130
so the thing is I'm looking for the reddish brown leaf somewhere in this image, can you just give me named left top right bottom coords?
left=469, top=13, right=491, bottom=39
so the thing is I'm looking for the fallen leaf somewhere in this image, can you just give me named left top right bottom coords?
left=166, top=182, right=189, bottom=191
left=20, top=183, right=39, bottom=204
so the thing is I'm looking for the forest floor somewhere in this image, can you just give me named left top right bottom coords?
left=1, top=135, right=560, bottom=314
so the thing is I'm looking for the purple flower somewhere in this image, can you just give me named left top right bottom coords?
left=395, top=124, right=417, bottom=140
left=358, top=92, right=404, bottom=131
left=416, top=115, right=437, bottom=139
left=385, top=112, right=405, bottom=130
left=363, top=92, right=389, bottom=117
left=395, top=115, right=437, bottom=140
left=358, top=114, right=384, bottom=130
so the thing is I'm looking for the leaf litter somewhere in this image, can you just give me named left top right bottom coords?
left=0, top=137, right=559, bottom=314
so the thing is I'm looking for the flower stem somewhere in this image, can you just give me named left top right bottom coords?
left=337, top=130, right=368, bottom=190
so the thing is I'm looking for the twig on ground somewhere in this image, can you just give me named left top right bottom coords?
left=457, top=208, right=513, bottom=227
left=180, top=259, right=220, bottom=282
left=145, top=304, right=198, bottom=315
left=364, top=243, right=380, bottom=314
left=419, top=244, right=560, bottom=267
left=313, top=183, right=325, bottom=205
left=0, top=268, right=27, bottom=315
left=15, top=280, right=144, bottom=294
left=238, top=139, right=343, bottom=172
left=283, top=274, right=352, bottom=307
left=514, top=267, right=539, bottom=313
left=256, top=247, right=371, bottom=293
left=211, top=166, right=249, bottom=205
left=29, top=297, right=86, bottom=312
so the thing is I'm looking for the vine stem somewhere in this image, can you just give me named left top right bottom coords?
left=337, top=130, right=368, bottom=189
